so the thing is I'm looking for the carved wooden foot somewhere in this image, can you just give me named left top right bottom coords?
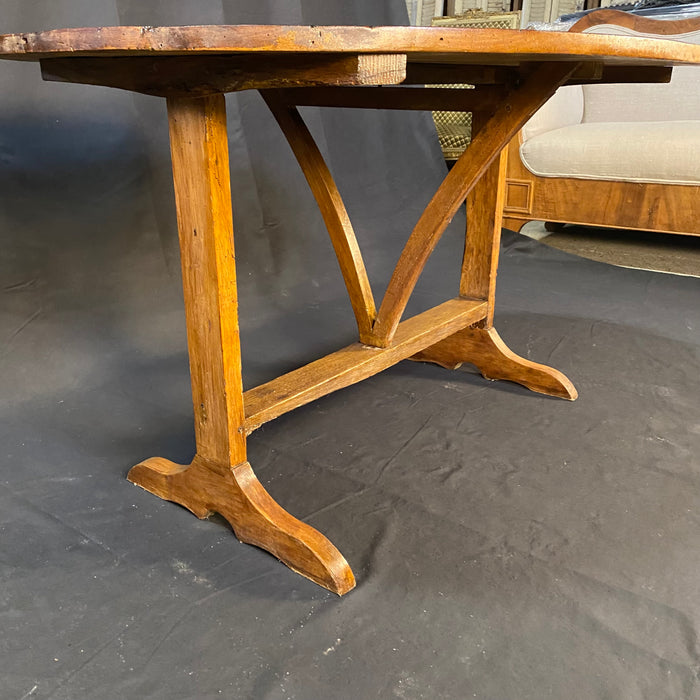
left=544, top=221, right=567, bottom=233
left=411, top=325, right=578, bottom=400
left=128, top=455, right=356, bottom=595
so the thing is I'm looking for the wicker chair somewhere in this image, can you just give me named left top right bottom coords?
left=431, top=11, right=521, bottom=160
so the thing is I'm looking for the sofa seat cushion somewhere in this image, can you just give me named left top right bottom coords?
left=520, top=120, right=700, bottom=186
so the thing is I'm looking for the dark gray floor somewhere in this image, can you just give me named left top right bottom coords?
left=4, top=231, right=700, bottom=700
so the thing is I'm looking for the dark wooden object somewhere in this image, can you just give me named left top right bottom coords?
left=2, top=24, right=699, bottom=593
left=40, top=54, right=408, bottom=96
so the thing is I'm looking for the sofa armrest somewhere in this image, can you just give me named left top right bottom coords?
left=571, top=10, right=700, bottom=123
left=521, top=84, right=584, bottom=142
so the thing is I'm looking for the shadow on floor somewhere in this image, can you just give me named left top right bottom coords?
left=519, top=221, right=700, bottom=277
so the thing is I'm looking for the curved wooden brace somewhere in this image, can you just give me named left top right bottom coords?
left=262, top=90, right=377, bottom=340
left=411, top=326, right=577, bottom=400
left=367, top=61, right=583, bottom=348
left=129, top=455, right=356, bottom=595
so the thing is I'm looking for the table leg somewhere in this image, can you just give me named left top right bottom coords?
left=127, top=93, right=355, bottom=595
left=413, top=150, right=577, bottom=400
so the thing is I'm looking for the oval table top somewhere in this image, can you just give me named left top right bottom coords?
left=1, top=25, right=700, bottom=67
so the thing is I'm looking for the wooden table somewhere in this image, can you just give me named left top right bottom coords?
left=2, top=25, right=699, bottom=595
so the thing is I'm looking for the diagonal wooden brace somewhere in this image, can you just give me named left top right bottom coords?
left=367, top=61, right=583, bottom=348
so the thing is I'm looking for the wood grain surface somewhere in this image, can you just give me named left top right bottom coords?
left=461, top=152, right=508, bottom=327
left=129, top=455, right=356, bottom=595
left=243, top=298, right=487, bottom=434
left=166, top=93, right=245, bottom=471
left=411, top=326, right=578, bottom=400
left=130, top=92, right=356, bottom=595
left=262, top=91, right=377, bottom=340
left=367, top=61, right=580, bottom=347
left=571, top=8, right=700, bottom=35
left=16, top=22, right=661, bottom=594
left=2, top=25, right=700, bottom=67
left=40, top=53, right=407, bottom=96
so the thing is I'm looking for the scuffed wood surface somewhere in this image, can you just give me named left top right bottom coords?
left=367, top=62, right=579, bottom=348
left=129, top=455, right=356, bottom=595
left=571, top=8, right=700, bottom=35
left=411, top=326, right=578, bottom=400
left=40, top=53, right=407, bottom=96
left=243, top=298, right=487, bottom=434
left=1, top=25, right=700, bottom=67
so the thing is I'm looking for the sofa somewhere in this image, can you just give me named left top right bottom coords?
left=502, top=10, right=700, bottom=237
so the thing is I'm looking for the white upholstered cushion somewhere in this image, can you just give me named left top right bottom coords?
left=521, top=85, right=584, bottom=141
left=521, top=21, right=700, bottom=129
left=582, top=66, right=700, bottom=122
left=581, top=23, right=700, bottom=122
left=519, top=120, right=700, bottom=185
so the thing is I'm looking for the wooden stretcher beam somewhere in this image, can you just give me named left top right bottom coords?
left=243, top=297, right=487, bottom=433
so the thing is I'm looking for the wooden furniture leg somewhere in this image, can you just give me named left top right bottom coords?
left=412, top=325, right=578, bottom=399
left=413, top=149, right=578, bottom=401
left=365, top=62, right=580, bottom=348
left=127, top=94, right=355, bottom=595
left=261, top=91, right=377, bottom=342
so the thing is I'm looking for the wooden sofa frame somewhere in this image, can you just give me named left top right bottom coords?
left=502, top=10, right=700, bottom=237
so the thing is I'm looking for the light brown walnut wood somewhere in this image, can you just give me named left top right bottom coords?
left=40, top=53, right=408, bottom=96
left=128, top=455, right=355, bottom=595
left=268, top=85, right=506, bottom=111
left=262, top=91, right=377, bottom=340
left=412, top=120, right=575, bottom=400
left=243, top=298, right=487, bottom=434
left=411, top=326, right=578, bottom=400
left=131, top=92, right=355, bottom=594
left=367, top=61, right=581, bottom=348
left=3, top=25, right=700, bottom=68
left=461, top=152, right=508, bottom=327
left=167, top=93, right=245, bottom=469
left=7, top=23, right=691, bottom=594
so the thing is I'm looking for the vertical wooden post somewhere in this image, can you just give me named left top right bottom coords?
left=411, top=107, right=576, bottom=400
left=460, top=150, right=508, bottom=328
left=166, top=93, right=246, bottom=472
left=128, top=93, right=356, bottom=593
